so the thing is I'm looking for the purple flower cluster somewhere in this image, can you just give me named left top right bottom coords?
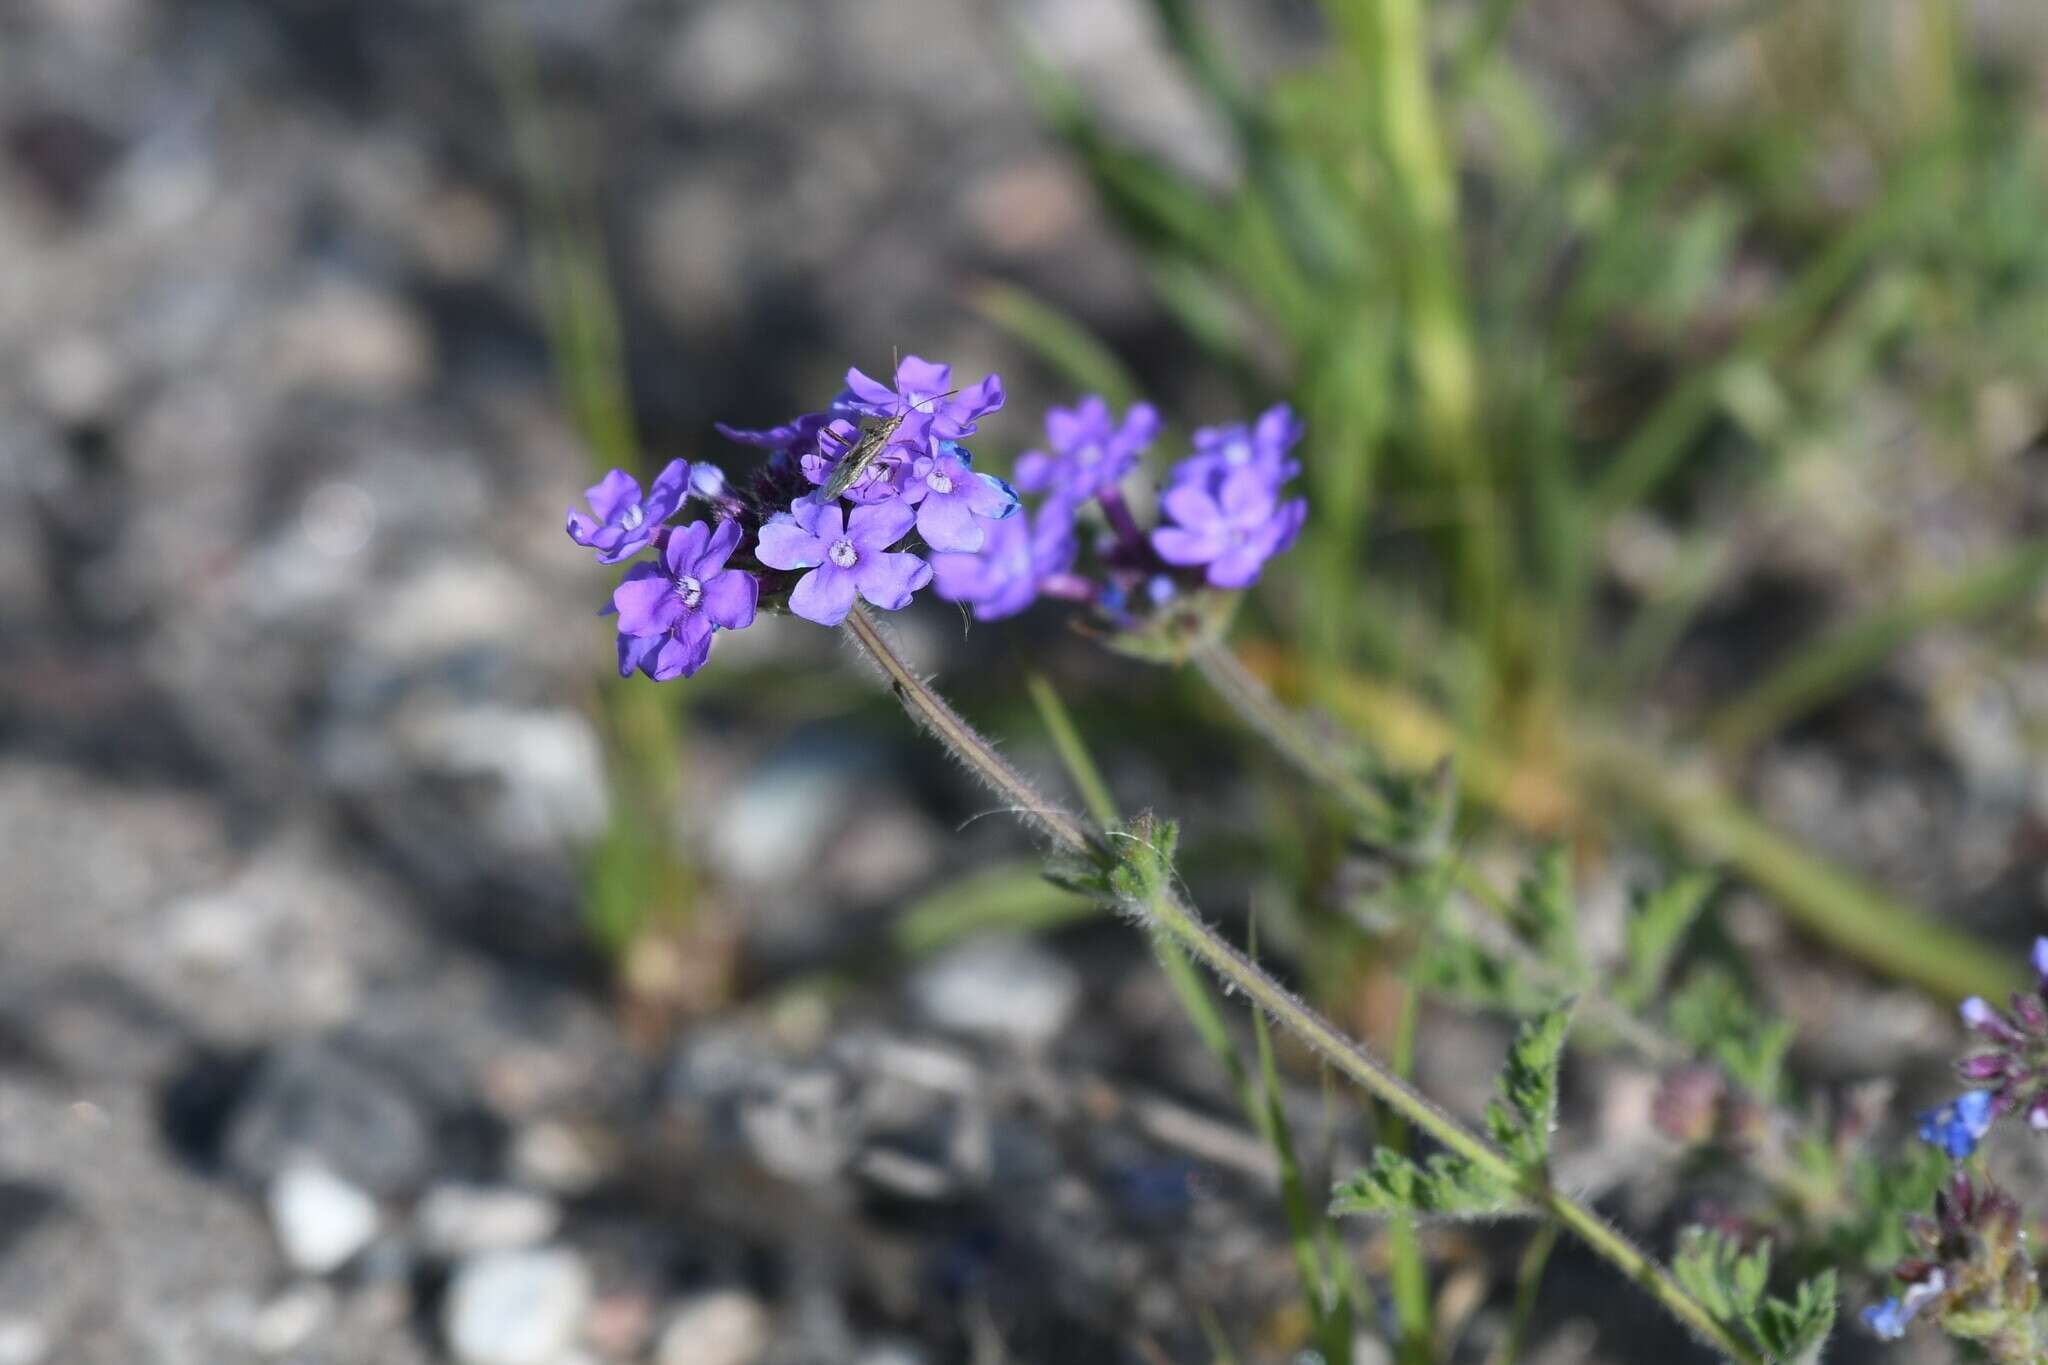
left=1954, top=938, right=2048, bottom=1131
left=931, top=396, right=1308, bottom=622
left=568, top=358, right=1315, bottom=677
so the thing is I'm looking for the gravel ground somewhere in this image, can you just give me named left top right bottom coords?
left=3, top=1, right=2044, bottom=1363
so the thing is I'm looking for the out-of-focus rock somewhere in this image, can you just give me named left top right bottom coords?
left=909, top=934, right=1079, bottom=1047
left=443, top=1248, right=592, bottom=1365
left=269, top=1160, right=380, bottom=1275
left=653, top=1290, right=771, bottom=1365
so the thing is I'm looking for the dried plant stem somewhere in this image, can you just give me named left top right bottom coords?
left=842, top=606, right=1761, bottom=1363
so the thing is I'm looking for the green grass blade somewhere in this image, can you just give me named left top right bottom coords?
left=971, top=284, right=1143, bottom=411
left=893, top=861, right=1097, bottom=957
left=1588, top=144, right=1948, bottom=519
left=1702, top=537, right=2048, bottom=756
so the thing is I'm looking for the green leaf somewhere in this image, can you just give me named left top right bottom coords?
left=1486, top=1005, right=1572, bottom=1173
left=1666, top=966, right=1795, bottom=1102
left=1329, top=1147, right=1523, bottom=1220
left=1672, top=1227, right=1836, bottom=1364
left=1510, top=845, right=1583, bottom=981
left=1618, top=872, right=1715, bottom=1008
left=893, top=860, right=1097, bottom=956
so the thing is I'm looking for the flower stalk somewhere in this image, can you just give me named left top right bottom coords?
left=842, top=604, right=1763, bottom=1364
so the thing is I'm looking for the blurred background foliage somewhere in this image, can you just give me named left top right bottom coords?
left=530, top=0, right=2047, bottom=1015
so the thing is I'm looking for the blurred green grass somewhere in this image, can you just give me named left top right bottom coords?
left=991, top=0, right=2046, bottom=1002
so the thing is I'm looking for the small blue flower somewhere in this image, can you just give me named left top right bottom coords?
left=1860, top=1269, right=1947, bottom=1341
left=1917, top=1090, right=1995, bottom=1158
left=1860, top=1297, right=1910, bottom=1340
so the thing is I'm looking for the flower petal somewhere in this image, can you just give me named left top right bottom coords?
left=854, top=551, right=932, bottom=610
left=663, top=520, right=712, bottom=577
left=1152, top=526, right=1225, bottom=567
left=847, top=499, right=917, bottom=550
left=692, top=518, right=744, bottom=576
left=965, top=471, right=1020, bottom=519
left=647, top=616, right=715, bottom=680
left=755, top=515, right=824, bottom=570
left=843, top=367, right=899, bottom=408
left=789, top=563, right=860, bottom=625
left=916, top=494, right=982, bottom=553
left=700, top=569, right=757, bottom=630
left=929, top=551, right=992, bottom=602
left=1160, top=481, right=1221, bottom=530
left=583, top=469, right=640, bottom=522
left=645, top=458, right=692, bottom=519
left=614, top=567, right=683, bottom=636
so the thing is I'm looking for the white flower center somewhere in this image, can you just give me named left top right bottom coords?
left=926, top=468, right=954, bottom=494
left=1224, top=438, right=1252, bottom=465
left=619, top=503, right=646, bottom=531
left=673, top=574, right=703, bottom=609
left=828, top=538, right=859, bottom=568
left=1077, top=443, right=1102, bottom=466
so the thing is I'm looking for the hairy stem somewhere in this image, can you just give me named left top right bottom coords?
left=842, top=606, right=1761, bottom=1363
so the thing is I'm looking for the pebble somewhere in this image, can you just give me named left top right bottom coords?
left=415, top=1184, right=561, bottom=1258
left=268, top=1162, right=379, bottom=1275
left=908, top=934, right=1079, bottom=1047
left=226, top=1041, right=435, bottom=1196
left=654, top=1291, right=771, bottom=1365
left=443, top=1248, right=592, bottom=1365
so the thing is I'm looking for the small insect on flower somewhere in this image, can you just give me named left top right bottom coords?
left=818, top=409, right=917, bottom=503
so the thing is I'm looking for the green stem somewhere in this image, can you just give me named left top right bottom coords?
left=841, top=606, right=1761, bottom=1364
left=1384, top=984, right=1434, bottom=1365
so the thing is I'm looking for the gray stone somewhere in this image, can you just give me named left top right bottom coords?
left=443, top=1248, right=592, bottom=1365
left=224, top=1040, right=435, bottom=1196
left=415, top=1184, right=561, bottom=1258
left=268, top=1161, right=380, bottom=1275
left=909, top=935, right=1080, bottom=1047
left=654, top=1291, right=771, bottom=1365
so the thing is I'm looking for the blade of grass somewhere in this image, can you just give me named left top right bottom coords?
left=1701, top=537, right=2048, bottom=756
left=1588, top=142, right=1949, bottom=519
left=1299, top=663, right=2018, bottom=1002
left=893, top=860, right=1097, bottom=957
left=1382, top=982, right=1434, bottom=1365
left=971, top=284, right=1143, bottom=412
left=1486, top=1223, right=1560, bottom=1365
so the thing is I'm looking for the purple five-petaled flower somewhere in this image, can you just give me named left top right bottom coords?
left=567, top=459, right=691, bottom=564
left=755, top=498, right=932, bottom=626
left=611, top=518, right=759, bottom=680
left=931, top=500, right=1078, bottom=621
left=1151, top=466, right=1308, bottom=588
left=899, top=441, right=1018, bottom=552
left=1173, top=404, right=1304, bottom=492
left=839, top=355, right=1005, bottom=445
left=1013, top=395, right=1161, bottom=508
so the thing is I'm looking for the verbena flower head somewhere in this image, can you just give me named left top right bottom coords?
left=612, top=517, right=757, bottom=680
left=567, top=458, right=691, bottom=563
left=931, top=499, right=1077, bottom=621
left=1918, top=1090, right=1996, bottom=1159
left=755, top=497, right=932, bottom=626
left=1175, top=403, right=1304, bottom=490
left=571, top=366, right=1313, bottom=680
left=1013, top=396, right=1161, bottom=507
left=838, top=355, right=1005, bottom=445
left=899, top=441, right=1019, bottom=552
left=1955, top=936, right=2048, bottom=1130
left=1151, top=467, right=1308, bottom=588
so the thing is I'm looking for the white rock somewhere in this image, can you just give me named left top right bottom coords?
left=415, top=1184, right=561, bottom=1257
left=444, top=1248, right=592, bottom=1365
left=654, top=1291, right=770, bottom=1365
left=909, top=934, right=1079, bottom=1047
left=0, top=1319, right=49, bottom=1365
left=269, top=1161, right=379, bottom=1275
